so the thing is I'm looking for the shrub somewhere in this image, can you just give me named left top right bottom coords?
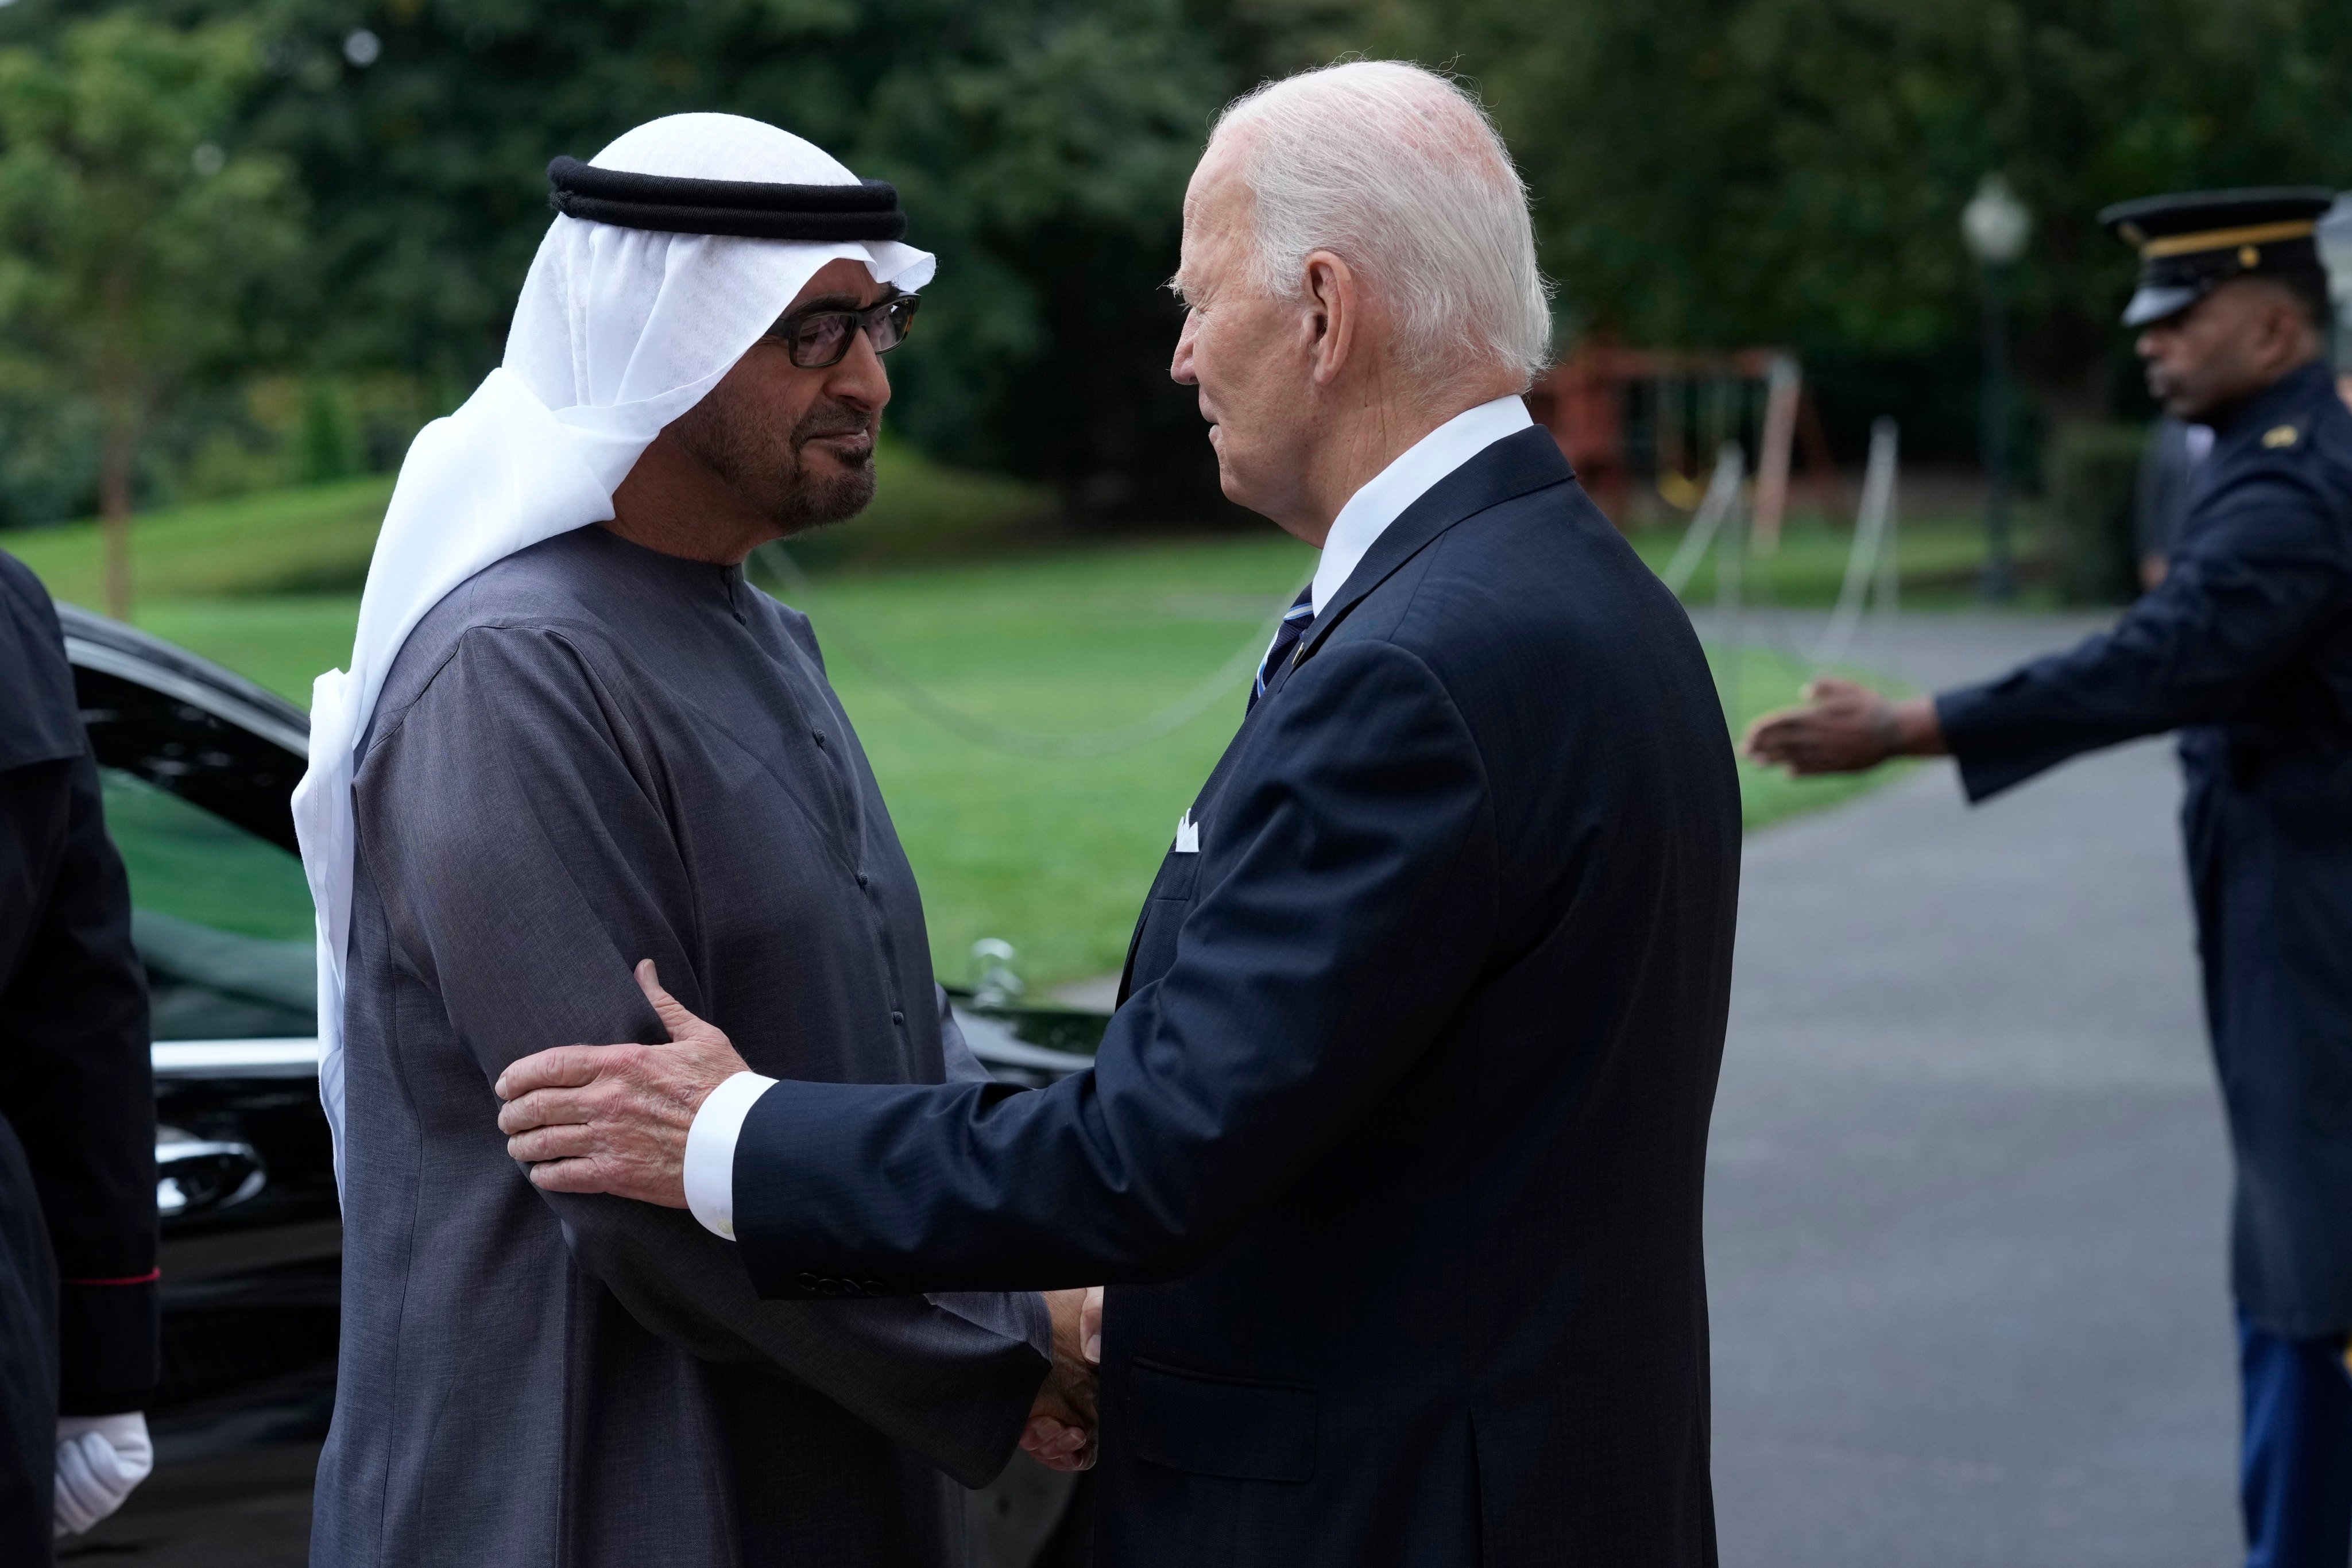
left=2042, top=421, right=2146, bottom=605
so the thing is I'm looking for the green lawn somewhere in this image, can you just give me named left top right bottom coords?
left=1624, top=507, right=2058, bottom=610
left=2, top=440, right=1056, bottom=607
left=7, top=477, right=1915, bottom=991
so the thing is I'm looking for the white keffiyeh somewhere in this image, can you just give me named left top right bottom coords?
left=292, top=113, right=935, bottom=1191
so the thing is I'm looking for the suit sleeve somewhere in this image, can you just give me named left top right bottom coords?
left=0, top=763, right=157, bottom=1417
left=1936, top=463, right=2352, bottom=800
left=355, top=626, right=1045, bottom=1487
left=732, top=638, right=1498, bottom=1296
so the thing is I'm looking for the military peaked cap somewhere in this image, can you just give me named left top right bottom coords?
left=2099, top=187, right=2336, bottom=327
left=546, top=156, right=908, bottom=242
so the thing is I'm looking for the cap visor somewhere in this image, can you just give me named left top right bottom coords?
left=2122, top=285, right=2203, bottom=328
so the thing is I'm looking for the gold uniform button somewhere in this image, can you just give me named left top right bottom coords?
left=2241, top=244, right=2262, bottom=268
left=2264, top=424, right=2300, bottom=449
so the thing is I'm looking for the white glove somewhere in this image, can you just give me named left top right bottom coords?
left=53, top=1412, right=153, bottom=1538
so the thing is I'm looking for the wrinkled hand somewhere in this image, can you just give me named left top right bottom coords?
left=55, top=1411, right=152, bottom=1537
left=1020, top=1286, right=1104, bottom=1473
left=494, top=960, right=749, bottom=1206
left=1742, top=676, right=1940, bottom=776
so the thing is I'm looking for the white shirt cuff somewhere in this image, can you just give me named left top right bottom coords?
left=684, top=1070, right=778, bottom=1241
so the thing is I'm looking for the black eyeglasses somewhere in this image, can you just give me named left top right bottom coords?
left=762, top=293, right=920, bottom=369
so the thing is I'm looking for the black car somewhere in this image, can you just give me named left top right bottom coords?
left=55, top=605, right=1105, bottom=1567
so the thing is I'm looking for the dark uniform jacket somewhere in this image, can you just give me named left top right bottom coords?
left=1939, top=359, right=2352, bottom=1338
left=728, top=428, right=1745, bottom=1568
left=0, top=551, right=157, bottom=1563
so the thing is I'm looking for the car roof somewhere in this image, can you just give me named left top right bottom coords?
left=57, top=602, right=309, bottom=764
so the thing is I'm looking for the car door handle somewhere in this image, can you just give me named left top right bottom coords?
left=156, top=1127, right=268, bottom=1218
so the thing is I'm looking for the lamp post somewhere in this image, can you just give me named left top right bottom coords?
left=1962, top=173, right=2032, bottom=601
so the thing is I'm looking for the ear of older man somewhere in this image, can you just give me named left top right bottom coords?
left=1167, top=131, right=1526, bottom=548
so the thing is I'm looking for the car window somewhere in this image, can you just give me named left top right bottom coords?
left=103, top=767, right=316, bottom=1041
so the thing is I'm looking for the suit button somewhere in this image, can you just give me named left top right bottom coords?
left=796, top=1272, right=820, bottom=1292
left=812, top=730, right=827, bottom=746
left=856, top=872, right=870, bottom=889
left=891, top=1010, right=904, bottom=1027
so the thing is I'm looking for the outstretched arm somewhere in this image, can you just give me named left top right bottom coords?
left=1747, top=466, right=2350, bottom=798
left=1743, top=676, right=1947, bottom=775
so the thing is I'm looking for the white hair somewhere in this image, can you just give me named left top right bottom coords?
left=1209, top=61, right=1552, bottom=385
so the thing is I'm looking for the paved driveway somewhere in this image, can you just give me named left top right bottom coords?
left=1708, top=611, right=2241, bottom=1566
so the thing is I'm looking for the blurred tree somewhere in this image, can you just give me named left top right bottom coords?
left=0, top=11, right=303, bottom=615
left=17, top=0, right=1363, bottom=522
left=1407, top=0, right=2352, bottom=425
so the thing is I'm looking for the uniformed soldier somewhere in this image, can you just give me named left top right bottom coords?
left=1746, top=185, right=2352, bottom=1568
left=1, top=548, right=160, bottom=1558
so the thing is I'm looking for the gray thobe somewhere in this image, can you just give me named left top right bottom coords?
left=310, top=524, right=1049, bottom=1568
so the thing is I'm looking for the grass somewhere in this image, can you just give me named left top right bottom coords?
left=6, top=471, right=1920, bottom=992
left=1626, top=508, right=2061, bottom=610
left=6, top=476, right=400, bottom=605
left=2, top=440, right=1058, bottom=607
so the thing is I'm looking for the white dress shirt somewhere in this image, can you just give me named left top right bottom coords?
left=1304, top=393, right=1534, bottom=618
left=680, top=392, right=1537, bottom=1241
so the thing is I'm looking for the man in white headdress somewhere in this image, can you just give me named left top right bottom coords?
left=295, top=114, right=1093, bottom=1567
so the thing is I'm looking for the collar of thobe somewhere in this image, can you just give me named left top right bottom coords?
left=291, top=112, right=935, bottom=1195
left=1310, top=394, right=1536, bottom=615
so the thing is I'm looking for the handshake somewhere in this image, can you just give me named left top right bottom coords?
left=1024, top=1286, right=1105, bottom=1473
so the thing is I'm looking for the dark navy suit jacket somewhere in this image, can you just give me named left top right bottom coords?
left=734, top=428, right=1742, bottom=1566
left=1939, top=361, right=2352, bottom=1337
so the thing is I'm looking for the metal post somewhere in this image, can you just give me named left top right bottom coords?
left=1716, top=479, right=1746, bottom=729
left=1979, top=265, right=2016, bottom=601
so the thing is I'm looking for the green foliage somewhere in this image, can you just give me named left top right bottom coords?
left=0, top=11, right=306, bottom=461
left=7, top=0, right=2335, bottom=517
left=1416, top=0, right=2352, bottom=414
left=2042, top=420, right=2145, bottom=604
left=49, top=0, right=1361, bottom=516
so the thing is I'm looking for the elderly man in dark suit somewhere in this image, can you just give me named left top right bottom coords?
left=499, top=61, right=1742, bottom=1566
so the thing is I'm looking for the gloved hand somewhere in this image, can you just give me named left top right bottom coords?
left=53, top=1412, right=153, bottom=1537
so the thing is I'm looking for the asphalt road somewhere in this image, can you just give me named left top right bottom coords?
left=1707, top=610, right=2243, bottom=1567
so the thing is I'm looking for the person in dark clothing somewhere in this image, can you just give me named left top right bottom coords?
left=1746, top=186, right=2352, bottom=1568
left=0, top=549, right=158, bottom=1561
left=2135, top=414, right=2214, bottom=590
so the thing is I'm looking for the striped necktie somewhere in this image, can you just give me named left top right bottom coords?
left=1249, top=586, right=1316, bottom=714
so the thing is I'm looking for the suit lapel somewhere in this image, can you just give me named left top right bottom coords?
left=1121, top=429, right=1574, bottom=1001
left=1260, top=427, right=1571, bottom=703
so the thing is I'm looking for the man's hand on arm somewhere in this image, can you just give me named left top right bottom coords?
left=495, top=959, right=748, bottom=1206
left=502, top=974, right=1112, bottom=1469
left=1742, top=676, right=1947, bottom=776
